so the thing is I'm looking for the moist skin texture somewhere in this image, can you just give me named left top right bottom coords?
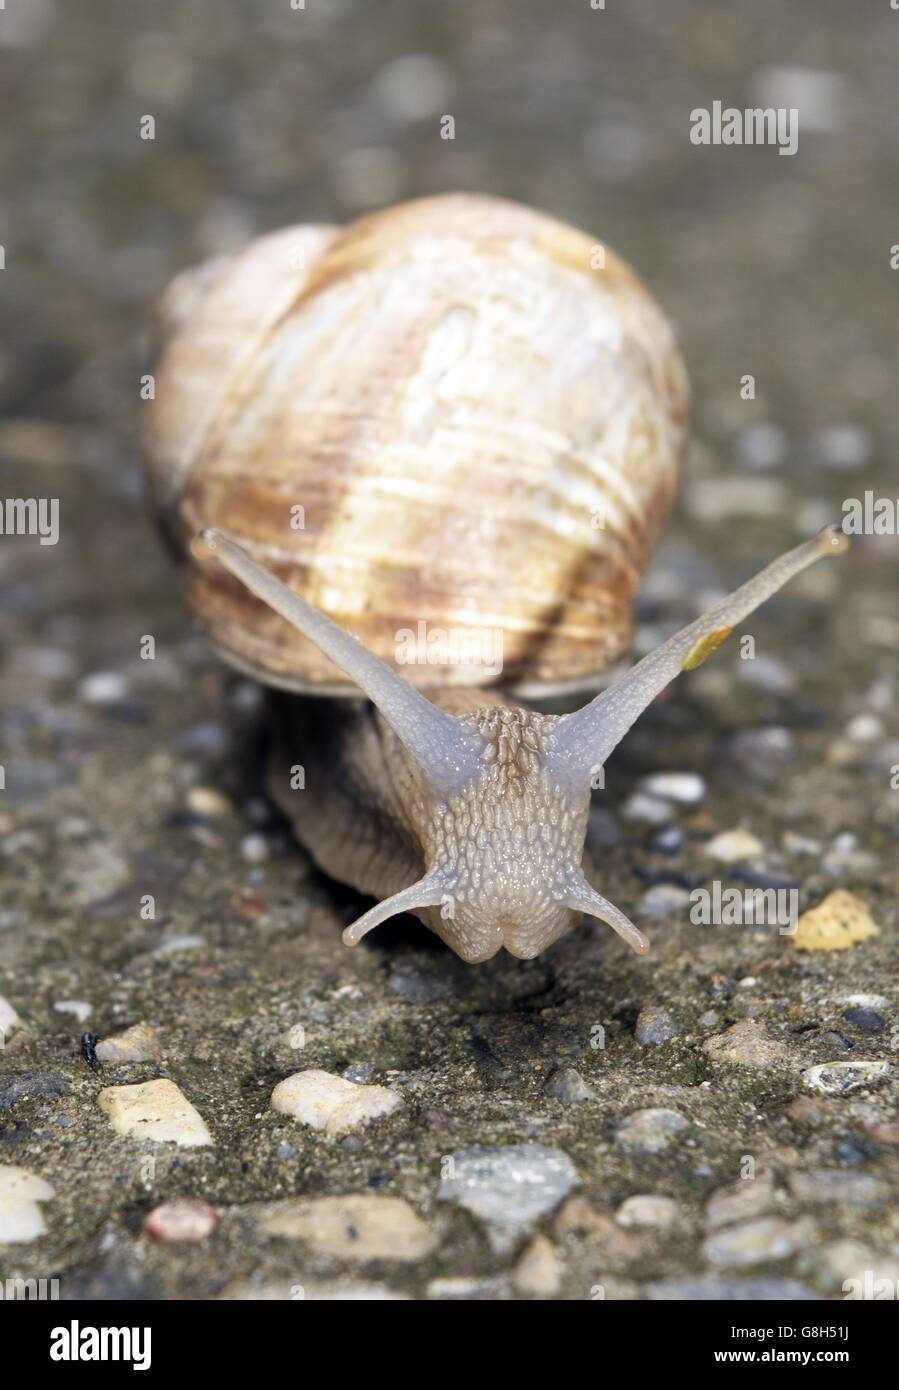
left=266, top=688, right=590, bottom=963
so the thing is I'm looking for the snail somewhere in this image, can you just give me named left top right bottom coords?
left=142, top=193, right=849, bottom=964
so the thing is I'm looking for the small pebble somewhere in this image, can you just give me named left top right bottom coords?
left=738, top=653, right=795, bottom=694
left=788, top=1169, right=888, bottom=1208
left=621, top=792, right=672, bottom=825
left=270, top=1069, right=403, bottom=1136
left=185, top=786, right=232, bottom=818
left=699, top=1010, right=719, bottom=1028
left=438, top=1144, right=577, bottom=1253
left=144, top=1198, right=218, bottom=1243
left=804, top=1061, right=890, bottom=1095
left=95, top=1022, right=161, bottom=1063
left=616, top=1194, right=683, bottom=1230
left=703, top=1020, right=791, bottom=1070
left=615, top=1108, right=689, bottom=1154
left=842, top=1007, right=883, bottom=1033
left=544, top=1067, right=596, bottom=1103
left=258, top=1195, right=437, bottom=1261
left=703, top=828, right=764, bottom=863
left=342, top=1062, right=373, bottom=1084
left=97, top=1079, right=213, bottom=1146
left=782, top=831, right=823, bottom=856
left=0, top=1072, right=68, bottom=1109
left=791, top=890, right=880, bottom=952
left=635, top=884, right=690, bottom=918
left=152, top=933, right=206, bottom=956
left=650, top=826, right=686, bottom=855
left=703, top=1216, right=815, bottom=1269
left=845, top=713, right=883, bottom=743
left=0, top=1165, right=55, bottom=1244
left=240, top=833, right=269, bottom=863
left=811, top=421, right=872, bottom=470
left=639, top=772, right=705, bottom=804
left=706, top=1173, right=775, bottom=1230
left=859, top=1119, right=899, bottom=1145
left=53, top=1000, right=92, bottom=1024
left=78, top=670, right=130, bottom=704
left=735, top=421, right=789, bottom=471
left=808, top=1240, right=899, bottom=1294
left=833, top=992, right=891, bottom=1011
left=512, top=1235, right=562, bottom=1297
left=647, top=1276, right=816, bottom=1301
left=0, top=994, right=19, bottom=1039
left=635, top=1007, right=680, bottom=1046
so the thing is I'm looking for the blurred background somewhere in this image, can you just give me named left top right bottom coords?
left=1, top=0, right=897, bottom=630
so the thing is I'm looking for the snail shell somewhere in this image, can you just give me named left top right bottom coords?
left=143, top=193, right=688, bottom=694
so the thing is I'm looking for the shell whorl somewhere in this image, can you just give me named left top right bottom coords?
left=143, top=193, right=689, bottom=694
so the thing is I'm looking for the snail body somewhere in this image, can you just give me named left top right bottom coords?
left=144, top=194, right=848, bottom=963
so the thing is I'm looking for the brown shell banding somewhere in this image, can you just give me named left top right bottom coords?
left=143, top=193, right=689, bottom=694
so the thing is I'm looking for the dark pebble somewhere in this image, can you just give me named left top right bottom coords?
left=650, top=826, right=686, bottom=855
left=842, top=1007, right=884, bottom=1033
left=544, top=1067, right=596, bottom=1103
left=834, top=1136, right=879, bottom=1165
left=0, top=1072, right=68, bottom=1108
left=635, top=1007, right=680, bottom=1045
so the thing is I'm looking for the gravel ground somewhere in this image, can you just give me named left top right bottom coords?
left=0, top=0, right=897, bottom=1301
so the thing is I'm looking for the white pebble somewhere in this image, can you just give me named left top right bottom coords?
left=186, top=786, right=232, bottom=818
left=703, top=828, right=765, bottom=863
left=845, top=713, right=883, bottom=743
left=812, top=422, right=872, bottom=470
left=804, top=1061, right=890, bottom=1095
left=0, top=1165, right=55, bottom=1243
left=53, top=1000, right=92, bottom=1024
left=636, top=884, right=691, bottom=919
left=735, top=422, right=789, bottom=471
left=621, top=791, right=672, bottom=824
left=750, top=66, right=849, bottom=134
left=240, top=833, right=269, bottom=863
left=703, top=1216, right=815, bottom=1269
left=615, top=1108, right=690, bottom=1154
left=512, top=1235, right=562, bottom=1297
left=77, top=670, right=130, bottom=704
left=616, top=1194, right=683, bottom=1230
left=0, top=994, right=20, bottom=1039
left=270, top=1069, right=403, bottom=1136
left=152, top=933, right=206, bottom=956
left=97, top=1079, right=213, bottom=1147
left=258, top=1195, right=436, bottom=1261
left=639, top=772, right=706, bottom=804
left=96, top=1022, right=161, bottom=1063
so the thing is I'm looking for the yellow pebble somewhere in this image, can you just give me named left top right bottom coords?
left=791, top=889, right=880, bottom=952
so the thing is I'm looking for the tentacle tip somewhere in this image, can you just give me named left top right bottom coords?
left=819, top=523, right=850, bottom=556
left=190, top=527, right=225, bottom=561
left=341, top=924, right=363, bottom=947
